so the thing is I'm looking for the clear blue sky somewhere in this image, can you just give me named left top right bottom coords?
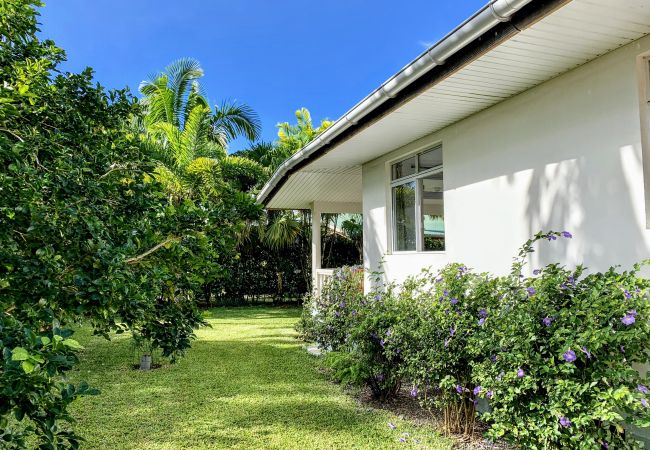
left=39, top=1, right=486, bottom=152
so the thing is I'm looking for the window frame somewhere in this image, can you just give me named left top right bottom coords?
left=389, top=145, right=444, bottom=253
left=637, top=52, right=650, bottom=229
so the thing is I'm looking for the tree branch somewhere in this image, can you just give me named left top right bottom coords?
left=125, top=237, right=179, bottom=264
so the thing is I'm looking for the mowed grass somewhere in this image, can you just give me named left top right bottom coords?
left=69, top=307, right=452, bottom=449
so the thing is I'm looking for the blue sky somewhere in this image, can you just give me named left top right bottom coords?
left=39, top=1, right=485, bottom=152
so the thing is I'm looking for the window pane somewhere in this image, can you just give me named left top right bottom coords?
left=418, top=146, right=442, bottom=172
left=393, top=181, right=416, bottom=251
left=391, top=156, right=416, bottom=180
left=421, top=172, right=444, bottom=251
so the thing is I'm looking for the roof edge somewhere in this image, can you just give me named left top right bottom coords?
left=258, top=0, right=570, bottom=206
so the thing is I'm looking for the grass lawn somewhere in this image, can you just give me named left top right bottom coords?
left=69, top=307, right=452, bottom=449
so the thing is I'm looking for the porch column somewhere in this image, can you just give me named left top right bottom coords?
left=310, top=201, right=322, bottom=292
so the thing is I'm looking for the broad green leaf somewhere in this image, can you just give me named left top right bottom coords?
left=11, top=347, right=30, bottom=361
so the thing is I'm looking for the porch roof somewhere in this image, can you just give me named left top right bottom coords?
left=258, top=0, right=650, bottom=210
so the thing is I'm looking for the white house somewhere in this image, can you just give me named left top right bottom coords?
left=258, top=0, right=650, bottom=293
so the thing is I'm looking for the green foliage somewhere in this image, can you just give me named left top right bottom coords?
left=471, top=232, right=650, bottom=449
left=299, top=232, right=650, bottom=446
left=390, top=263, right=500, bottom=434
left=299, top=267, right=364, bottom=351
left=1, top=3, right=264, bottom=446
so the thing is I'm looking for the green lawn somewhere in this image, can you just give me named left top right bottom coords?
left=69, top=307, right=452, bottom=449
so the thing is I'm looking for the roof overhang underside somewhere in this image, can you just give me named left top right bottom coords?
left=264, top=0, right=650, bottom=210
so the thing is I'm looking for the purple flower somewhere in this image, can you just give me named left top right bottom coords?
left=533, top=269, right=542, bottom=276
left=339, top=301, right=346, bottom=308
left=527, top=287, right=536, bottom=297
left=399, top=437, right=406, bottom=443
left=638, top=385, right=649, bottom=395
left=517, top=368, right=525, bottom=378
left=450, top=297, right=458, bottom=305
left=388, top=422, right=396, bottom=429
left=334, top=310, right=340, bottom=317
left=490, top=354, right=497, bottom=363
left=456, top=385, right=463, bottom=394
left=374, top=293, right=382, bottom=301
left=543, top=316, right=553, bottom=327
left=351, top=309, right=357, bottom=316
left=478, top=318, right=486, bottom=326
left=580, top=346, right=592, bottom=359
left=624, top=290, right=632, bottom=299
left=410, top=386, right=418, bottom=397
left=449, top=327, right=456, bottom=337
left=602, top=441, right=609, bottom=449
left=621, top=314, right=636, bottom=326
left=444, top=338, right=450, bottom=348
left=561, top=231, right=573, bottom=239
left=443, top=289, right=449, bottom=297
left=563, top=349, right=577, bottom=363
left=641, top=398, right=649, bottom=408
left=547, top=234, right=558, bottom=241
left=395, top=348, right=401, bottom=354
left=473, top=386, right=482, bottom=395
left=385, top=329, right=392, bottom=337
left=486, top=390, right=494, bottom=399
left=379, top=339, right=385, bottom=347
left=479, top=309, right=488, bottom=318
left=376, top=373, right=385, bottom=382
left=559, top=416, right=571, bottom=428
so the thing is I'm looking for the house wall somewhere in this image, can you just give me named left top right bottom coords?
left=363, top=34, right=650, bottom=289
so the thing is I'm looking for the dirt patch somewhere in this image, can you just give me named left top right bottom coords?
left=355, top=385, right=512, bottom=449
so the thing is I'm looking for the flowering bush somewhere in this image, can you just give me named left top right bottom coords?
left=392, top=263, right=500, bottom=434
left=298, top=232, right=650, bottom=446
left=335, top=283, right=408, bottom=401
left=471, top=232, right=650, bottom=449
left=296, top=266, right=364, bottom=350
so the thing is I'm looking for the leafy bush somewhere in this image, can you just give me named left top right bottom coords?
left=472, top=232, right=650, bottom=449
left=297, top=266, right=364, bottom=351
left=339, top=284, right=407, bottom=401
left=391, top=263, right=500, bottom=434
left=299, top=232, right=650, bottom=446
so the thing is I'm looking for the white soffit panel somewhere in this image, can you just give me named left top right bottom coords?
left=267, top=0, right=650, bottom=209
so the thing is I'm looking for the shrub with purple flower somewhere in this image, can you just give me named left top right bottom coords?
left=471, top=231, right=650, bottom=449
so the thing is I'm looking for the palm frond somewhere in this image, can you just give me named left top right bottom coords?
left=165, top=58, right=204, bottom=125
left=263, top=211, right=302, bottom=250
left=211, top=99, right=261, bottom=144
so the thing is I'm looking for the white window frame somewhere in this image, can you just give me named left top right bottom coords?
left=637, top=52, right=650, bottom=229
left=389, top=145, right=444, bottom=253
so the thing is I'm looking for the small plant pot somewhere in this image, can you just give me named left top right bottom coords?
left=139, top=355, right=152, bottom=371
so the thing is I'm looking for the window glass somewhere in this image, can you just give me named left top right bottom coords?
left=391, top=156, right=416, bottom=180
left=392, top=181, right=416, bottom=251
left=418, top=146, right=442, bottom=172
left=421, top=172, right=445, bottom=251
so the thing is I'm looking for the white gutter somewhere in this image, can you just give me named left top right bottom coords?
left=258, top=0, right=533, bottom=205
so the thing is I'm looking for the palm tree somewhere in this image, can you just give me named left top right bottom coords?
left=139, top=58, right=264, bottom=201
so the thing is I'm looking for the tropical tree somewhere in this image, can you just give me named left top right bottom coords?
left=139, top=58, right=265, bottom=202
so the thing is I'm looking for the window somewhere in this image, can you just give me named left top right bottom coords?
left=391, top=145, right=444, bottom=252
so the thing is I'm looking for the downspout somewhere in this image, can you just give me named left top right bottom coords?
left=258, top=0, right=533, bottom=205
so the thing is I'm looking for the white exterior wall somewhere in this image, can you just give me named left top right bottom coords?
left=363, top=35, right=650, bottom=289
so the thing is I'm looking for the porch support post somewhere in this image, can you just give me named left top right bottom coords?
left=310, top=201, right=322, bottom=293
